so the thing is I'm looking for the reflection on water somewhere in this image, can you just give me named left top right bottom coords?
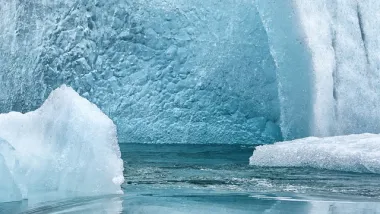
left=2, top=143, right=380, bottom=213
left=0, top=201, right=27, bottom=214
left=9, top=193, right=380, bottom=214
left=13, top=195, right=123, bottom=214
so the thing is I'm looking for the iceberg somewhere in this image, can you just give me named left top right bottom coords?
left=0, top=85, right=124, bottom=203
left=250, top=133, right=380, bottom=173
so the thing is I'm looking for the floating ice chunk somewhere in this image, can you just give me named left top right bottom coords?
left=250, top=133, right=380, bottom=173
left=0, top=85, right=124, bottom=203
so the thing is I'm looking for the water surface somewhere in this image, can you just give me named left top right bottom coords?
left=3, top=144, right=380, bottom=213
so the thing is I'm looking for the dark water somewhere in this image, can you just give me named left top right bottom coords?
left=3, top=144, right=380, bottom=214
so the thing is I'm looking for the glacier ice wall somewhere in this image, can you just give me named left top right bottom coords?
left=0, top=0, right=284, bottom=144
left=0, top=85, right=124, bottom=203
left=2, top=0, right=378, bottom=143
left=255, top=0, right=380, bottom=138
left=255, top=0, right=313, bottom=139
left=293, top=0, right=380, bottom=136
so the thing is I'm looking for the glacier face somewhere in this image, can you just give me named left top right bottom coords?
left=0, top=0, right=284, bottom=144
left=0, top=85, right=124, bottom=203
left=254, top=0, right=380, bottom=138
left=293, top=0, right=380, bottom=136
left=255, top=0, right=313, bottom=140
left=2, top=0, right=379, bottom=143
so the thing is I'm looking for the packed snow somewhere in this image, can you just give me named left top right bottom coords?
left=0, top=85, right=124, bottom=203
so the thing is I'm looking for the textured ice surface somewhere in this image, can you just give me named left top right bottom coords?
left=0, top=0, right=282, bottom=144
left=250, top=133, right=380, bottom=173
left=3, top=0, right=379, bottom=142
left=0, top=85, right=124, bottom=203
left=0, top=154, right=22, bottom=202
left=0, top=138, right=22, bottom=202
left=254, top=0, right=380, bottom=138
left=255, top=0, right=313, bottom=140
left=293, top=0, right=380, bottom=136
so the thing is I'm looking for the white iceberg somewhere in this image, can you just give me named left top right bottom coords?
left=250, top=133, right=380, bottom=173
left=0, top=85, right=124, bottom=203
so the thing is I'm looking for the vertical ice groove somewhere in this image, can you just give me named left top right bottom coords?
left=356, top=3, right=369, bottom=66
left=293, top=0, right=336, bottom=137
left=255, top=0, right=313, bottom=140
left=294, top=0, right=380, bottom=136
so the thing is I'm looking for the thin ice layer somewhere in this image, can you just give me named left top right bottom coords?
left=0, top=85, right=124, bottom=203
left=250, top=133, right=380, bottom=173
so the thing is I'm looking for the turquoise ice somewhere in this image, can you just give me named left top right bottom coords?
left=0, top=85, right=124, bottom=203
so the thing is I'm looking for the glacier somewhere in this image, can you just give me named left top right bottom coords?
left=0, top=85, right=124, bottom=203
left=1, top=0, right=380, bottom=143
left=249, top=0, right=380, bottom=180
left=254, top=0, right=380, bottom=138
left=0, top=0, right=285, bottom=144
left=292, top=0, right=380, bottom=136
left=250, top=133, right=380, bottom=173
